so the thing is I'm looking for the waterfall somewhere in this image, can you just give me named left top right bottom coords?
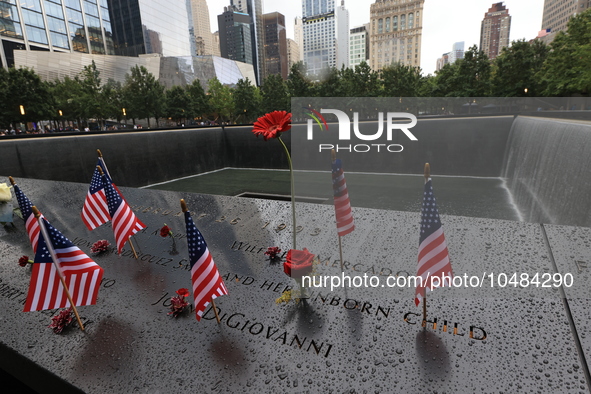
left=502, top=116, right=591, bottom=227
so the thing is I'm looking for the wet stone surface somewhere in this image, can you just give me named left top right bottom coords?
left=0, top=178, right=589, bottom=393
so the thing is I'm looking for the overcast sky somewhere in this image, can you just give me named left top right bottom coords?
left=207, top=0, right=545, bottom=75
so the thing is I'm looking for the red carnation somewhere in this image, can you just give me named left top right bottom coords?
left=176, top=288, right=190, bottom=298
left=252, top=111, right=292, bottom=141
left=283, top=248, right=315, bottom=279
left=160, top=225, right=172, bottom=238
left=18, top=255, right=30, bottom=267
left=265, top=246, right=282, bottom=260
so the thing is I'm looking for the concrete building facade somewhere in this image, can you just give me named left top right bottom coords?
left=369, top=0, right=424, bottom=72
left=302, top=0, right=349, bottom=76
left=480, top=2, right=511, bottom=60
left=349, top=24, right=368, bottom=68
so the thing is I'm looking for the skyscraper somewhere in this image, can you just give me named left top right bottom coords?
left=262, top=12, right=287, bottom=79
left=369, top=0, right=424, bottom=72
left=107, top=0, right=193, bottom=57
left=294, top=16, right=303, bottom=59
left=230, top=0, right=263, bottom=84
left=218, top=6, right=253, bottom=65
left=287, top=38, right=300, bottom=70
left=349, top=24, right=369, bottom=68
left=541, top=0, right=591, bottom=37
left=480, top=2, right=511, bottom=60
left=302, top=0, right=349, bottom=76
left=0, top=0, right=115, bottom=67
left=190, top=0, right=214, bottom=55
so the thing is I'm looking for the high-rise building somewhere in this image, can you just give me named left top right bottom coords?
left=435, top=53, right=449, bottom=72
left=302, top=0, right=349, bottom=76
left=369, top=0, right=424, bottom=72
left=294, top=16, right=303, bottom=58
left=230, top=0, right=263, bottom=84
left=190, top=0, right=214, bottom=55
left=541, top=0, right=591, bottom=40
left=449, top=41, right=464, bottom=63
left=212, top=31, right=221, bottom=57
left=287, top=38, right=300, bottom=70
left=218, top=6, right=253, bottom=65
left=480, top=2, right=511, bottom=60
left=107, top=0, right=193, bottom=58
left=349, top=24, right=369, bottom=68
left=262, top=12, right=287, bottom=80
left=0, top=0, right=115, bottom=67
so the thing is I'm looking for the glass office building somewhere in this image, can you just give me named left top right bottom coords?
left=106, top=0, right=192, bottom=57
left=0, top=0, right=115, bottom=67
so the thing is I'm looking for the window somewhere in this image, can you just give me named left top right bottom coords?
left=393, top=16, right=398, bottom=31
left=400, top=14, right=405, bottom=30
left=385, top=17, right=390, bottom=32
left=408, top=13, right=413, bottom=29
left=378, top=18, right=383, bottom=34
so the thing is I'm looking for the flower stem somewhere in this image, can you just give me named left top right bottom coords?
left=278, top=136, right=296, bottom=250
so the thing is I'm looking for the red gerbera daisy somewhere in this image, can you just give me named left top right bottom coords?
left=252, top=111, right=292, bottom=141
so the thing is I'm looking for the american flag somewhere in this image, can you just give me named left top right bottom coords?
left=185, top=211, right=228, bottom=321
left=101, top=174, right=145, bottom=254
left=415, top=178, right=453, bottom=306
left=13, top=183, right=42, bottom=252
left=81, top=159, right=111, bottom=230
left=332, top=159, right=355, bottom=236
left=23, top=218, right=104, bottom=312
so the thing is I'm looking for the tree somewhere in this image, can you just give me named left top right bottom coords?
left=381, top=63, right=423, bottom=97
left=233, top=78, right=261, bottom=123
left=492, top=39, right=549, bottom=97
left=123, top=65, right=166, bottom=128
left=165, top=85, right=190, bottom=124
left=0, top=67, right=52, bottom=129
left=207, top=77, right=234, bottom=123
left=102, top=79, right=124, bottom=125
left=538, top=9, right=591, bottom=96
left=287, top=61, right=312, bottom=98
left=350, top=61, right=381, bottom=97
left=78, top=61, right=109, bottom=129
left=455, top=45, right=492, bottom=97
left=186, top=79, right=211, bottom=121
left=261, top=74, right=288, bottom=112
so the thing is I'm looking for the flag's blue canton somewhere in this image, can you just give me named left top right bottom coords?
left=103, top=174, right=122, bottom=216
left=186, top=212, right=206, bottom=269
left=89, top=159, right=110, bottom=194
left=14, top=184, right=33, bottom=218
left=419, top=179, right=441, bottom=244
left=35, top=219, right=69, bottom=264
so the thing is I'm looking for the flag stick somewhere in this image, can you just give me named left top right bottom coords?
left=338, top=236, right=344, bottom=272
left=422, top=290, right=427, bottom=327
left=211, top=299, right=221, bottom=324
left=181, top=199, right=221, bottom=325
left=98, top=149, right=140, bottom=257
left=8, top=176, right=15, bottom=186
left=422, top=163, right=430, bottom=326
left=127, top=238, right=139, bottom=259
left=32, top=207, right=84, bottom=331
left=332, top=149, right=345, bottom=272
left=96, top=165, right=139, bottom=259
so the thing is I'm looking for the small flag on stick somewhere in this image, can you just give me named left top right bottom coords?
left=415, top=163, right=453, bottom=309
left=181, top=199, right=228, bottom=322
left=331, top=150, right=355, bottom=237
left=10, top=176, right=42, bottom=253
left=81, top=158, right=111, bottom=231
left=24, top=207, right=104, bottom=331
left=98, top=167, right=145, bottom=255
